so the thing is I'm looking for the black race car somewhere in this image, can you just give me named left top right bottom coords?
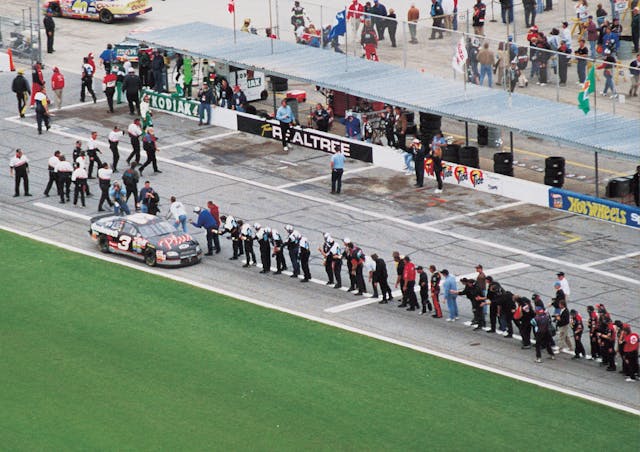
left=89, top=213, right=202, bottom=267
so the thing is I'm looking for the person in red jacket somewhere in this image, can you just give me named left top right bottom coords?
left=207, top=200, right=221, bottom=253
left=87, top=52, right=96, bottom=74
left=50, top=67, right=65, bottom=110
left=30, top=62, right=45, bottom=107
left=402, top=255, right=419, bottom=311
left=622, top=325, right=639, bottom=382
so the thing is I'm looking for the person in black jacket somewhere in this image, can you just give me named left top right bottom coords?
left=417, top=266, right=433, bottom=313
left=43, top=9, right=55, bottom=53
left=632, top=165, right=640, bottom=207
left=151, top=50, right=165, bottom=92
left=456, top=278, right=484, bottom=330
left=373, top=253, right=392, bottom=303
left=122, top=68, right=142, bottom=115
left=555, top=300, right=573, bottom=352
left=197, top=83, right=215, bottom=126
left=12, top=70, right=31, bottom=118
left=412, top=138, right=426, bottom=187
left=516, top=296, right=534, bottom=348
left=483, top=278, right=503, bottom=333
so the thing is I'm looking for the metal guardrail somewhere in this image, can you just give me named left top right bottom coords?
left=0, top=10, right=42, bottom=66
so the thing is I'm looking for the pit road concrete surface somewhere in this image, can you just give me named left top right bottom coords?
left=1, top=1, right=638, bottom=413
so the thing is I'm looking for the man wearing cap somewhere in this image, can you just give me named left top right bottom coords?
left=402, top=256, right=419, bottom=311
left=34, top=86, right=51, bottom=135
left=412, top=138, right=426, bottom=187
left=372, top=253, right=392, bottom=302
left=191, top=206, right=217, bottom=255
left=81, top=57, right=97, bottom=103
left=11, top=70, right=30, bottom=118
left=319, top=234, right=336, bottom=285
left=284, top=225, right=302, bottom=278
left=417, top=266, right=433, bottom=314
left=256, top=224, right=271, bottom=273
left=347, top=241, right=367, bottom=295
left=330, top=148, right=345, bottom=194
left=122, top=67, right=142, bottom=116
left=43, top=9, right=55, bottom=53
left=51, top=67, right=65, bottom=110
left=232, top=85, right=247, bottom=112
left=345, top=114, right=361, bottom=141
left=456, top=278, right=485, bottom=330
left=429, top=265, right=442, bottom=318
left=99, top=44, right=116, bottom=74
left=622, top=324, right=639, bottom=381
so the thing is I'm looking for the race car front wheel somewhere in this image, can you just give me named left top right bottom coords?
left=99, top=9, right=114, bottom=24
left=144, top=248, right=157, bottom=267
left=98, top=234, right=110, bottom=253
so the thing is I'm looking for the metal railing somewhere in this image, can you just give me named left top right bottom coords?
left=0, top=9, right=42, bottom=66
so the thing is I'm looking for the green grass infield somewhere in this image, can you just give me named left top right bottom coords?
left=1, top=229, right=638, bottom=450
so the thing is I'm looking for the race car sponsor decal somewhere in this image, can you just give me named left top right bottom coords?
left=91, top=224, right=118, bottom=237
left=157, top=234, right=193, bottom=250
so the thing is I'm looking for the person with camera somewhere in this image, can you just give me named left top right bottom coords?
left=138, top=180, right=160, bottom=215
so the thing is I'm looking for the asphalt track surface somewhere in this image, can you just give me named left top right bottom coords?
left=1, top=69, right=639, bottom=413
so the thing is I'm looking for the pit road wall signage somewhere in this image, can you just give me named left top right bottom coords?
left=549, top=188, right=640, bottom=229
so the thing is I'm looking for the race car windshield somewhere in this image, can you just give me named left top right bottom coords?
left=138, top=221, right=176, bottom=237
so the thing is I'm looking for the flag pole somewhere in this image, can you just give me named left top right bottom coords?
left=345, top=5, right=349, bottom=72
left=592, top=57, right=597, bottom=125
left=233, top=3, right=237, bottom=44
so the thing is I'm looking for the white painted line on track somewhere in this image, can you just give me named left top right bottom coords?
left=583, top=251, right=640, bottom=267
left=325, top=297, right=380, bottom=313
left=421, top=201, right=527, bottom=226
left=2, top=224, right=637, bottom=417
left=5, top=117, right=640, bottom=287
left=5, top=99, right=108, bottom=120
left=33, top=202, right=92, bottom=221
left=278, top=160, right=299, bottom=166
left=167, top=131, right=241, bottom=148
left=277, top=165, right=377, bottom=189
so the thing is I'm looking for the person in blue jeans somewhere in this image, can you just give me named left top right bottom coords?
left=441, top=269, right=459, bottom=321
left=109, top=181, right=130, bottom=216
left=276, top=99, right=296, bottom=151
left=169, top=196, right=188, bottom=233
left=345, top=114, right=362, bottom=141
left=197, top=83, right=214, bottom=126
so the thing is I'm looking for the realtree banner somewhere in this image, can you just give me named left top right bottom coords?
left=143, top=89, right=199, bottom=118
left=237, top=114, right=374, bottom=163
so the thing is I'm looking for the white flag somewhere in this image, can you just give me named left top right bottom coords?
left=452, top=38, right=468, bottom=74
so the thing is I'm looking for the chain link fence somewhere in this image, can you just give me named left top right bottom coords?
left=0, top=8, right=42, bottom=66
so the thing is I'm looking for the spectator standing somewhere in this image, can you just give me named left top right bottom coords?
left=393, top=107, right=406, bottom=150
left=43, top=9, right=55, bottom=53
left=311, top=103, right=330, bottom=132
left=557, top=40, right=572, bottom=85
left=138, top=47, right=151, bottom=87
left=442, top=269, right=458, bottom=321
left=556, top=300, right=574, bottom=353
left=386, top=9, right=397, bottom=47
left=330, top=148, right=345, bottom=194
left=500, top=0, right=514, bottom=24
left=472, top=0, right=486, bottom=36
left=523, top=0, right=536, bottom=27
left=347, top=0, right=365, bottom=38
left=629, top=53, right=640, bottom=97
left=586, top=16, right=599, bottom=56
left=232, top=85, right=247, bottom=112
left=430, top=131, right=446, bottom=193
left=50, top=67, right=65, bottom=110
left=370, top=0, right=388, bottom=41
left=9, top=149, right=30, bottom=197
left=11, top=69, right=30, bottom=118
left=632, top=8, right=639, bottom=53
left=430, top=0, right=445, bottom=40
left=407, top=4, right=420, bottom=44
left=631, top=165, right=640, bottom=207
left=412, top=138, right=426, bottom=187
left=197, top=83, right=214, bottom=126
left=151, top=50, right=165, bottom=92
left=478, top=42, right=495, bottom=87
left=575, top=39, right=589, bottom=83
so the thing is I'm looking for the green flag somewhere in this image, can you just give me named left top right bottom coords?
left=578, top=65, right=596, bottom=114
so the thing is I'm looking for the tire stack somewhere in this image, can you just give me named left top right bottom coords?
left=606, top=177, right=632, bottom=198
left=459, top=146, right=480, bottom=168
left=442, top=144, right=460, bottom=163
left=477, top=125, right=489, bottom=146
left=544, top=156, right=565, bottom=188
left=419, top=112, right=441, bottom=146
left=493, top=152, right=514, bottom=176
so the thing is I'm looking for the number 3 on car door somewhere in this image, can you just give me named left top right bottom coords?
left=118, top=235, right=132, bottom=251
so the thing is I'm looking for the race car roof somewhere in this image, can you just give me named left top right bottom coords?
left=126, top=22, right=640, bottom=161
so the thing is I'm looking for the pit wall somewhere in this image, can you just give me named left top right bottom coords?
left=143, top=90, right=640, bottom=229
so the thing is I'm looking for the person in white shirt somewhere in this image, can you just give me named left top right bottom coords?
left=55, top=155, right=73, bottom=204
left=97, top=162, right=113, bottom=211
left=75, top=151, right=91, bottom=196
left=126, top=118, right=143, bottom=164
left=71, top=162, right=88, bottom=207
left=364, top=254, right=377, bottom=295
left=9, top=148, right=30, bottom=197
left=168, top=196, right=188, bottom=232
left=86, top=131, right=102, bottom=178
left=44, top=150, right=61, bottom=197
left=557, top=272, right=571, bottom=300
left=108, top=125, right=124, bottom=172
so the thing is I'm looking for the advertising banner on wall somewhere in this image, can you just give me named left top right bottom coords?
left=237, top=114, right=373, bottom=163
left=549, top=188, right=640, bottom=229
left=143, top=89, right=199, bottom=118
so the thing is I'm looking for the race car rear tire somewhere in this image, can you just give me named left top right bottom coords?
left=98, top=234, right=110, bottom=253
left=144, top=248, right=157, bottom=267
left=100, top=9, right=114, bottom=24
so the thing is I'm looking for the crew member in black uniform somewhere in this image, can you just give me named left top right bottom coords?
left=347, top=241, right=366, bottom=295
left=299, top=236, right=312, bottom=282
left=343, top=238, right=357, bottom=291
left=271, top=228, right=287, bottom=274
left=372, top=253, right=392, bottom=303
left=393, top=251, right=405, bottom=305
left=412, top=138, right=426, bottom=187
left=319, top=233, right=335, bottom=285
left=417, top=266, right=433, bottom=314
left=255, top=224, right=271, bottom=274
